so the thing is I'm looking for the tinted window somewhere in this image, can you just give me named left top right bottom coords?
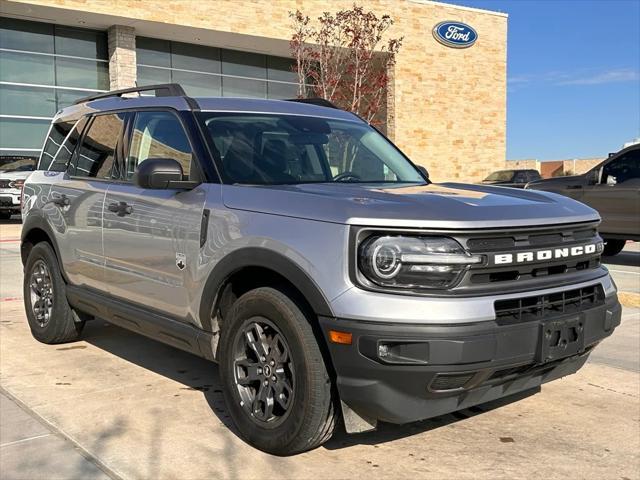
left=73, top=114, right=124, bottom=178
left=602, top=150, right=640, bottom=185
left=126, top=111, right=192, bottom=180
left=41, top=118, right=87, bottom=171
left=199, top=113, right=424, bottom=185
left=513, top=172, right=527, bottom=183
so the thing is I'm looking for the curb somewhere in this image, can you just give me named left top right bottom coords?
left=618, top=291, right=640, bottom=309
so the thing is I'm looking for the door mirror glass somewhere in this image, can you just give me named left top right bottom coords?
left=134, top=157, right=184, bottom=189
left=586, top=169, right=599, bottom=185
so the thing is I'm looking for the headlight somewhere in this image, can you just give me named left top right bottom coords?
left=358, top=235, right=484, bottom=290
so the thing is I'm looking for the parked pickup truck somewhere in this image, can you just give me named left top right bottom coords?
left=482, top=169, right=541, bottom=188
left=526, top=144, right=639, bottom=256
left=20, top=84, right=621, bottom=455
left=0, top=157, right=34, bottom=220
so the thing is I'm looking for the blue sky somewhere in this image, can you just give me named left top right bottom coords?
left=445, top=0, right=640, bottom=160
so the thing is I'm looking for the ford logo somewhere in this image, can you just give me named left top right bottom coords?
left=432, top=21, right=478, bottom=49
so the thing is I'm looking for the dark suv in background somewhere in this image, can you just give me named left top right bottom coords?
left=526, top=144, right=640, bottom=256
left=481, top=169, right=541, bottom=188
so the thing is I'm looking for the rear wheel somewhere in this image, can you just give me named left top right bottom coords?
left=23, top=242, right=85, bottom=344
left=219, top=287, right=337, bottom=455
left=602, top=239, right=626, bottom=256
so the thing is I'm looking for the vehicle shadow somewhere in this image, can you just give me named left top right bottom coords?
left=0, top=217, right=22, bottom=225
left=81, top=319, right=538, bottom=452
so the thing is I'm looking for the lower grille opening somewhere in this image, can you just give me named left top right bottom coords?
left=430, top=373, right=475, bottom=391
left=494, top=285, right=605, bottom=325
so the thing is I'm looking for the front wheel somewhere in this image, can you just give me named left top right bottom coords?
left=602, top=239, right=626, bottom=256
left=219, top=287, right=337, bottom=455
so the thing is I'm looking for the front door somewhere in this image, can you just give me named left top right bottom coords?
left=582, top=148, right=640, bottom=237
left=102, top=110, right=206, bottom=320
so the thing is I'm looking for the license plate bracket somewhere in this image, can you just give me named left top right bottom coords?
left=537, top=316, right=584, bottom=364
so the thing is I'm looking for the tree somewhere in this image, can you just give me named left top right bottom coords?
left=289, top=6, right=403, bottom=126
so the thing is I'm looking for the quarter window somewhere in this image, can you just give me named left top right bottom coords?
left=126, top=111, right=192, bottom=180
left=72, top=113, right=124, bottom=178
left=43, top=118, right=87, bottom=171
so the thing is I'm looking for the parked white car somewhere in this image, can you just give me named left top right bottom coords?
left=0, top=158, right=35, bottom=220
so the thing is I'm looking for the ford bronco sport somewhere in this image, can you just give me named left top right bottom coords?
left=21, top=84, right=621, bottom=455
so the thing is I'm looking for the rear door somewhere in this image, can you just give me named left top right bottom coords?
left=47, top=113, right=125, bottom=290
left=581, top=148, right=640, bottom=237
left=102, top=109, right=206, bottom=320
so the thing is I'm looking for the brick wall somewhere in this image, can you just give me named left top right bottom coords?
left=12, top=0, right=508, bottom=183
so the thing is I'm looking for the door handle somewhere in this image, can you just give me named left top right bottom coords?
left=49, top=194, right=70, bottom=207
left=108, top=201, right=133, bottom=217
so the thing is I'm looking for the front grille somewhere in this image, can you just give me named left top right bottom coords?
left=494, top=284, right=605, bottom=325
left=429, top=373, right=474, bottom=391
left=449, top=221, right=604, bottom=294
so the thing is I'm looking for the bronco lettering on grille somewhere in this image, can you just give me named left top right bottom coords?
left=494, top=243, right=600, bottom=265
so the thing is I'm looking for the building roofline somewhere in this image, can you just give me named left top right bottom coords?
left=407, top=0, right=509, bottom=18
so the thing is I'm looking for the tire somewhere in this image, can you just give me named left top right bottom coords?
left=219, top=287, right=337, bottom=455
left=23, top=242, right=85, bottom=344
left=602, top=239, right=625, bottom=256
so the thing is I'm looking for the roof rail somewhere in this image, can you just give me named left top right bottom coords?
left=286, top=97, right=339, bottom=109
left=73, top=83, right=187, bottom=105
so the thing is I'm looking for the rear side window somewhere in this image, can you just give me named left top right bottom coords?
left=46, top=118, right=87, bottom=172
left=72, top=113, right=125, bottom=178
left=126, top=111, right=192, bottom=180
left=39, top=120, right=75, bottom=171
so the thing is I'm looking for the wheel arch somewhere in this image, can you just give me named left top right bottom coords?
left=20, top=215, right=67, bottom=280
left=199, top=247, right=335, bottom=330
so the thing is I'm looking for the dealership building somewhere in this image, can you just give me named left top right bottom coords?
left=0, top=0, right=507, bottom=182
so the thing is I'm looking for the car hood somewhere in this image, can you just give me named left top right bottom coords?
left=0, top=171, right=32, bottom=180
left=221, top=182, right=599, bottom=229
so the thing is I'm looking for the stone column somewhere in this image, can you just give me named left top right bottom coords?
left=107, top=25, right=136, bottom=90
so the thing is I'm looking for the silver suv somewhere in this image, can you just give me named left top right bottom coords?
left=21, top=84, right=621, bottom=455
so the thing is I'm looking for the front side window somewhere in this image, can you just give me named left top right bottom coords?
left=198, top=113, right=424, bottom=185
left=601, top=150, right=640, bottom=185
left=126, top=111, right=192, bottom=180
left=72, top=113, right=124, bottom=178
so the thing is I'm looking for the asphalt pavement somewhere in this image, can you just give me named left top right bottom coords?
left=1, top=219, right=639, bottom=480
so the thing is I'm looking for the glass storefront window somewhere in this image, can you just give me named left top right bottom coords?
left=54, top=25, right=108, bottom=60
left=0, top=17, right=108, bottom=161
left=0, top=118, right=51, bottom=149
left=56, top=57, right=109, bottom=90
left=0, top=18, right=54, bottom=54
left=0, top=50, right=55, bottom=84
left=137, top=37, right=298, bottom=100
left=0, top=84, right=57, bottom=117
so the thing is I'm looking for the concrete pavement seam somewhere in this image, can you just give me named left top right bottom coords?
left=0, top=386, right=125, bottom=480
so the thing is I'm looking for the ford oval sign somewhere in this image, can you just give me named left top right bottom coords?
left=433, top=21, right=478, bottom=49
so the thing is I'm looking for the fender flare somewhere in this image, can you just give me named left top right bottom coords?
left=198, top=247, right=335, bottom=324
left=20, top=214, right=68, bottom=279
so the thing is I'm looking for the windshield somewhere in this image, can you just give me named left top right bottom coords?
left=0, top=157, right=36, bottom=173
left=484, top=170, right=514, bottom=182
left=197, top=113, right=425, bottom=185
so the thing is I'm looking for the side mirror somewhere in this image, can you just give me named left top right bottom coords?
left=416, top=165, right=430, bottom=182
left=134, top=158, right=196, bottom=190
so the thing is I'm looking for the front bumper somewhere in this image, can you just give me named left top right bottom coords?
left=0, top=191, right=21, bottom=212
left=320, top=292, right=621, bottom=425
